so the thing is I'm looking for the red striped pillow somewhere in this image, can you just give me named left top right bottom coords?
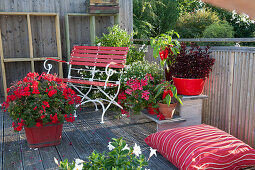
left=145, top=124, right=255, bottom=170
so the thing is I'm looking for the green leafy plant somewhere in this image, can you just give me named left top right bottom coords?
left=1, top=72, right=81, bottom=131
left=202, top=21, right=234, bottom=46
left=95, top=25, right=145, bottom=65
left=175, top=9, right=220, bottom=38
left=133, top=0, right=179, bottom=39
left=150, top=31, right=180, bottom=67
left=154, top=81, right=182, bottom=106
left=56, top=138, right=156, bottom=170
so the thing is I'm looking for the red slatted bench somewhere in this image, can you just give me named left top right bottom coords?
left=44, top=46, right=129, bottom=123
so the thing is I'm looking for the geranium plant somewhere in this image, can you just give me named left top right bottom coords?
left=56, top=138, right=156, bottom=170
left=118, top=61, right=164, bottom=116
left=2, top=72, right=81, bottom=131
left=169, top=43, right=215, bottom=78
left=118, top=73, right=156, bottom=115
left=150, top=30, right=180, bottom=67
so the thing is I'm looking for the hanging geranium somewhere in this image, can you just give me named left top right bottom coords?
left=2, top=72, right=81, bottom=131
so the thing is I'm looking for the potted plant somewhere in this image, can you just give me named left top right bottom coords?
left=150, top=30, right=180, bottom=82
left=154, top=81, right=182, bottom=119
left=2, top=72, right=81, bottom=148
left=169, top=43, right=215, bottom=95
left=118, top=61, right=164, bottom=117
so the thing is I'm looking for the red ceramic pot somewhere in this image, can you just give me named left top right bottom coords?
left=172, top=77, right=206, bottom=96
left=24, top=123, right=63, bottom=148
left=158, top=103, right=177, bottom=119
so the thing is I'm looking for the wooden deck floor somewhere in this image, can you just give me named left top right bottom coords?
left=0, top=107, right=177, bottom=170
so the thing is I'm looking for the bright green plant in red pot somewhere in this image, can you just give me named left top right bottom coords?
left=169, top=43, right=215, bottom=95
left=2, top=72, right=81, bottom=147
left=154, top=81, right=182, bottom=120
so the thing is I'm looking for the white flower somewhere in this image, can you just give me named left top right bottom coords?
left=133, top=143, right=141, bottom=157
left=75, top=158, right=84, bottom=165
left=108, top=142, right=115, bottom=151
left=73, top=158, right=84, bottom=170
left=97, top=42, right=101, bottom=46
left=149, top=147, right=157, bottom=158
left=122, top=144, right=130, bottom=151
left=54, top=157, right=59, bottom=165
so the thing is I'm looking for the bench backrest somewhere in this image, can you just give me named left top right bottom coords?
left=70, top=46, right=129, bottom=68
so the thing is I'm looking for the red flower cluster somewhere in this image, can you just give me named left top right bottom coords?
left=64, top=114, right=75, bottom=122
left=2, top=72, right=81, bottom=131
left=118, top=73, right=155, bottom=116
left=12, top=119, right=25, bottom=131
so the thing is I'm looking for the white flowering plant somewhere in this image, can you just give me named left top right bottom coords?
left=56, top=138, right=156, bottom=170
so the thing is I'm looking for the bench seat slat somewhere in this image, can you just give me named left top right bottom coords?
left=74, top=46, right=129, bottom=51
left=71, top=57, right=125, bottom=64
left=71, top=53, right=126, bottom=59
left=72, top=49, right=127, bottom=55
left=62, top=78, right=118, bottom=87
left=69, top=61, right=124, bottom=68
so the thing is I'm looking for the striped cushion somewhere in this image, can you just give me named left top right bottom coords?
left=145, top=124, right=255, bottom=170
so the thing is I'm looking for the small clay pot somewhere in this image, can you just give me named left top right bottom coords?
left=158, top=103, right=177, bottom=119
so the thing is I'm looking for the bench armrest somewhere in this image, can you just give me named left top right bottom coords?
left=46, top=58, right=68, bottom=64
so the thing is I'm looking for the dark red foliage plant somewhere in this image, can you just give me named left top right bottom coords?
left=169, top=43, right=215, bottom=79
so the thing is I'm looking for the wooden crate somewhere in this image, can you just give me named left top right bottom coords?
left=89, top=6, right=119, bottom=14
left=90, top=0, right=119, bottom=6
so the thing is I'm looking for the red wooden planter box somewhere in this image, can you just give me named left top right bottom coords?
left=24, top=123, right=63, bottom=148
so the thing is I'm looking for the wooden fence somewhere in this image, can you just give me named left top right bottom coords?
left=0, top=0, right=133, bottom=98
left=142, top=44, right=255, bottom=148
left=203, top=46, right=255, bottom=149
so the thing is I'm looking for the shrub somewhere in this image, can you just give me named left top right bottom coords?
left=169, top=43, right=215, bottom=78
left=202, top=21, right=234, bottom=46
left=175, top=9, right=220, bottom=38
left=95, top=25, right=145, bottom=65
left=203, top=21, right=234, bottom=38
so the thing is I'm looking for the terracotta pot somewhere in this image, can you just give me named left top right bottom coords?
left=24, top=123, right=63, bottom=148
left=158, top=103, right=177, bottom=119
left=172, top=77, right=206, bottom=96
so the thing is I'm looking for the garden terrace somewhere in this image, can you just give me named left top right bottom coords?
left=0, top=107, right=177, bottom=170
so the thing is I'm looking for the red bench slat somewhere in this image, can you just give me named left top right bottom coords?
left=69, top=61, right=125, bottom=68
left=72, top=49, right=128, bottom=55
left=62, top=78, right=119, bottom=87
left=70, top=57, right=125, bottom=64
left=70, top=53, right=126, bottom=60
left=74, top=46, right=129, bottom=51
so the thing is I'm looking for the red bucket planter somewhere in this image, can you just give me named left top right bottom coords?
left=172, top=77, right=206, bottom=96
left=24, top=123, right=63, bottom=148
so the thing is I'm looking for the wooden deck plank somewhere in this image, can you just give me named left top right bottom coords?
left=38, top=146, right=60, bottom=170
left=55, top=126, right=80, bottom=162
left=62, top=120, right=95, bottom=161
left=3, top=113, right=23, bottom=170
left=79, top=108, right=177, bottom=169
left=19, top=131, right=44, bottom=170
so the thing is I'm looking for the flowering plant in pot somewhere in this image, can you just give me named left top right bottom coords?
left=2, top=72, right=81, bottom=147
left=154, top=81, right=182, bottom=120
left=118, top=61, right=164, bottom=117
left=169, top=43, right=215, bottom=95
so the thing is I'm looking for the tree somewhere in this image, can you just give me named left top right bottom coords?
left=133, top=0, right=179, bottom=39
